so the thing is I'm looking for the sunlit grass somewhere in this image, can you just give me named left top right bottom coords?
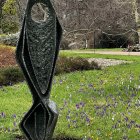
left=62, top=48, right=123, bottom=52
left=0, top=44, right=15, bottom=50
left=0, top=59, right=140, bottom=139
left=60, top=50, right=140, bottom=61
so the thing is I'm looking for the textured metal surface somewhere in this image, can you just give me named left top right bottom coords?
left=16, top=0, right=62, bottom=139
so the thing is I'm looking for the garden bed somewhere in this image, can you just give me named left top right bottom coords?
left=0, top=45, right=134, bottom=86
left=0, top=45, right=101, bottom=86
left=0, top=44, right=16, bottom=68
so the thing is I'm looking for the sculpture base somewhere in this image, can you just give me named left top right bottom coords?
left=20, top=100, right=58, bottom=140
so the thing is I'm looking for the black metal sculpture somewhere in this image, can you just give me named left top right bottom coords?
left=16, top=0, right=62, bottom=139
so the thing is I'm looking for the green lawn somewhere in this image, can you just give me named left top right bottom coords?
left=62, top=48, right=122, bottom=52
left=0, top=51, right=140, bottom=139
left=60, top=50, right=140, bottom=61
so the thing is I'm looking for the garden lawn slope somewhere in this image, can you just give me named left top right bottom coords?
left=0, top=52, right=140, bottom=139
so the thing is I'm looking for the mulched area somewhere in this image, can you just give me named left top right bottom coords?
left=0, top=45, right=17, bottom=68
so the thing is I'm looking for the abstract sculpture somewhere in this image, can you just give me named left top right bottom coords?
left=16, top=0, right=62, bottom=139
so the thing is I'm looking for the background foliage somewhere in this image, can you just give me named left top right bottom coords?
left=1, top=0, right=19, bottom=33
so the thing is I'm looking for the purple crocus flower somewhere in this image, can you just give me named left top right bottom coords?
left=76, top=104, right=80, bottom=109
left=80, top=102, right=85, bottom=107
left=86, top=117, right=90, bottom=125
left=1, top=112, right=6, bottom=118
left=13, top=122, right=17, bottom=127
left=12, top=114, right=17, bottom=119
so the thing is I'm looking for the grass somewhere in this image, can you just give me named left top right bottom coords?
left=0, top=51, right=140, bottom=139
left=60, top=50, right=140, bottom=61
left=52, top=61, right=140, bottom=139
left=68, top=48, right=123, bottom=52
left=0, top=34, right=7, bottom=37
left=0, top=44, right=15, bottom=49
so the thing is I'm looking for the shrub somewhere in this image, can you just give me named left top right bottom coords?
left=0, top=66, right=24, bottom=86
left=60, top=38, right=70, bottom=50
left=2, top=0, right=19, bottom=34
left=0, top=45, right=100, bottom=86
left=1, top=21, right=19, bottom=34
left=0, top=32, right=19, bottom=46
left=97, top=32, right=139, bottom=48
left=55, top=56, right=100, bottom=75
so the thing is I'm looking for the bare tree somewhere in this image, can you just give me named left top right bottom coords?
left=52, top=0, right=139, bottom=48
left=3, top=0, right=139, bottom=48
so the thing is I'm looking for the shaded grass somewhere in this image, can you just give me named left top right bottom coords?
left=0, top=134, right=15, bottom=140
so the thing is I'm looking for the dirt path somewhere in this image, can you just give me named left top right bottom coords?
left=94, top=51, right=140, bottom=56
